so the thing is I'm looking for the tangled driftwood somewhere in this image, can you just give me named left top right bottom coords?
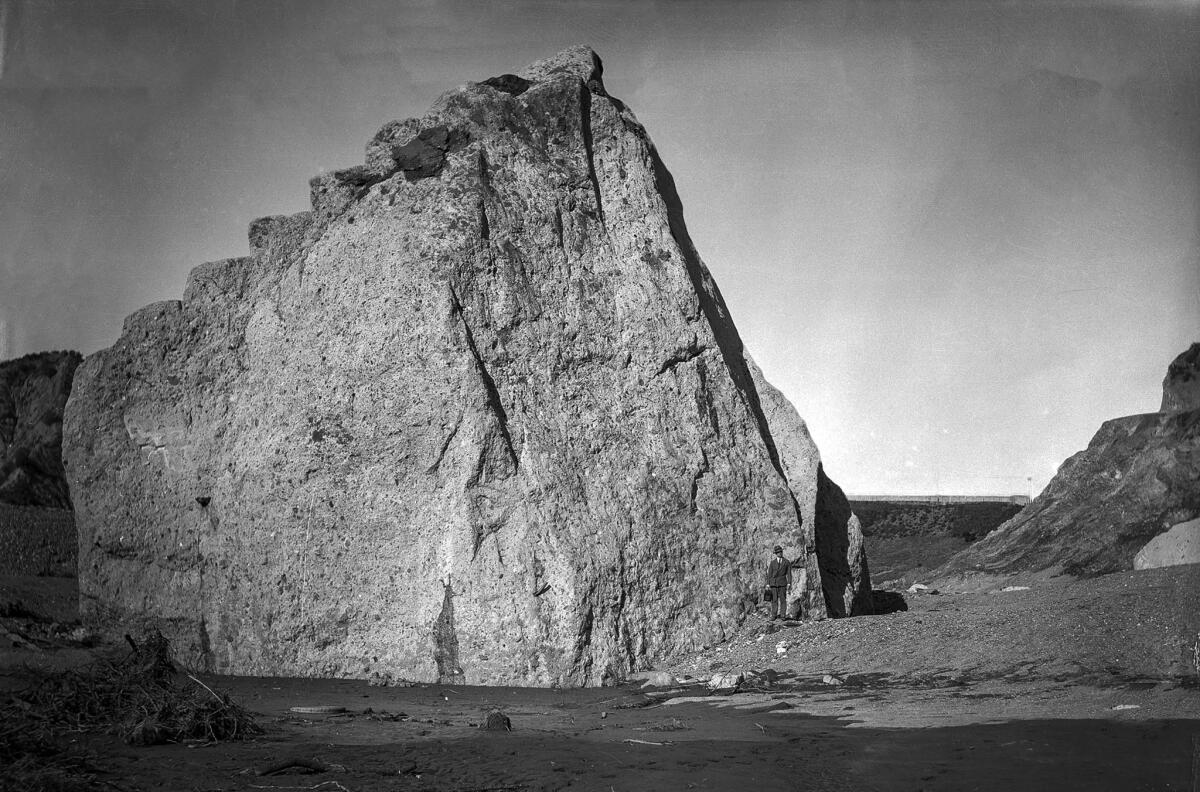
left=2, top=630, right=262, bottom=746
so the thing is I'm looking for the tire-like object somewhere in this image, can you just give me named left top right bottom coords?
left=288, top=705, right=347, bottom=715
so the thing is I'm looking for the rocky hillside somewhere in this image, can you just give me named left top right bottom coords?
left=854, top=499, right=1024, bottom=585
left=854, top=500, right=1025, bottom=542
left=0, top=351, right=80, bottom=509
left=63, top=47, right=868, bottom=686
left=933, top=343, right=1200, bottom=585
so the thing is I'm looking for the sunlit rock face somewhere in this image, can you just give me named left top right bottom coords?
left=64, top=47, right=854, bottom=685
left=1134, top=517, right=1200, bottom=570
left=0, top=351, right=80, bottom=509
left=935, top=343, right=1200, bottom=581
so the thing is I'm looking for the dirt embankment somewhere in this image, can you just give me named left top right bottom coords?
left=854, top=500, right=1024, bottom=586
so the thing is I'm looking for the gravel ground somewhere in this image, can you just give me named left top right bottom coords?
left=2, top=566, right=1198, bottom=790
left=665, top=565, right=1200, bottom=699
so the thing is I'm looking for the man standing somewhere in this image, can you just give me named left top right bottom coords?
left=766, top=545, right=791, bottom=620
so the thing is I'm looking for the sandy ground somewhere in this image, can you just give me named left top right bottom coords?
left=3, top=565, right=1199, bottom=791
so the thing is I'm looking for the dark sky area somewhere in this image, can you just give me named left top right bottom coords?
left=1, top=0, right=1196, bottom=495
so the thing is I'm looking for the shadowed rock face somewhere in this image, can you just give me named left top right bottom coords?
left=0, top=351, right=80, bottom=509
left=934, top=344, right=1200, bottom=582
left=813, top=467, right=873, bottom=616
left=63, top=47, right=857, bottom=685
left=745, top=357, right=872, bottom=617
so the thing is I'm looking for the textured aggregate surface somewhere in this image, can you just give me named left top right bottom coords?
left=63, top=47, right=868, bottom=687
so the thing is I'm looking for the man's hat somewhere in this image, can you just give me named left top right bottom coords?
left=773, top=545, right=782, bottom=552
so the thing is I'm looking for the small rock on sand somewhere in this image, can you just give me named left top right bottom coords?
left=480, top=709, right=512, bottom=731
left=638, top=671, right=677, bottom=688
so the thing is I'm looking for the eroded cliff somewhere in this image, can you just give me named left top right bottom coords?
left=934, top=343, right=1200, bottom=583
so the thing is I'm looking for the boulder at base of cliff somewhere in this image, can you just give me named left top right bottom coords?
left=1134, top=517, right=1200, bottom=570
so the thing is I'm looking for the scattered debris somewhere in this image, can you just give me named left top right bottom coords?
left=1, top=630, right=261, bottom=746
left=708, top=672, right=744, bottom=694
left=1110, top=704, right=1141, bottom=711
left=822, top=674, right=845, bottom=686
left=775, top=641, right=789, bottom=656
left=257, top=757, right=330, bottom=776
left=1, top=625, right=41, bottom=651
left=367, top=671, right=417, bottom=687
left=247, top=782, right=352, bottom=792
left=289, top=706, right=347, bottom=715
left=637, top=671, right=677, bottom=688
left=903, top=583, right=941, bottom=595
left=1001, top=586, right=1031, bottom=592
left=0, top=725, right=98, bottom=791
left=635, top=717, right=690, bottom=732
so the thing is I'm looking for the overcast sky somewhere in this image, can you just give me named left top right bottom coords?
left=1, top=0, right=1196, bottom=496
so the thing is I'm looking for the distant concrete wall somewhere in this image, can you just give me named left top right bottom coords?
left=0, top=502, right=75, bottom=576
left=850, top=495, right=1031, bottom=506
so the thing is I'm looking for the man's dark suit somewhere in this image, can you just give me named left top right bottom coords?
left=767, top=554, right=791, bottom=619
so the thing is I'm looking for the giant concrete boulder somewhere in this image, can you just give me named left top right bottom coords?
left=934, top=343, right=1200, bottom=583
left=746, top=357, right=872, bottom=617
left=0, top=351, right=80, bottom=509
left=1134, top=517, right=1200, bottom=570
left=64, top=47, right=864, bottom=685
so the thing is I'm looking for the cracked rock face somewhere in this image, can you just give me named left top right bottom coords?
left=64, top=47, right=864, bottom=685
left=934, top=343, right=1200, bottom=581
